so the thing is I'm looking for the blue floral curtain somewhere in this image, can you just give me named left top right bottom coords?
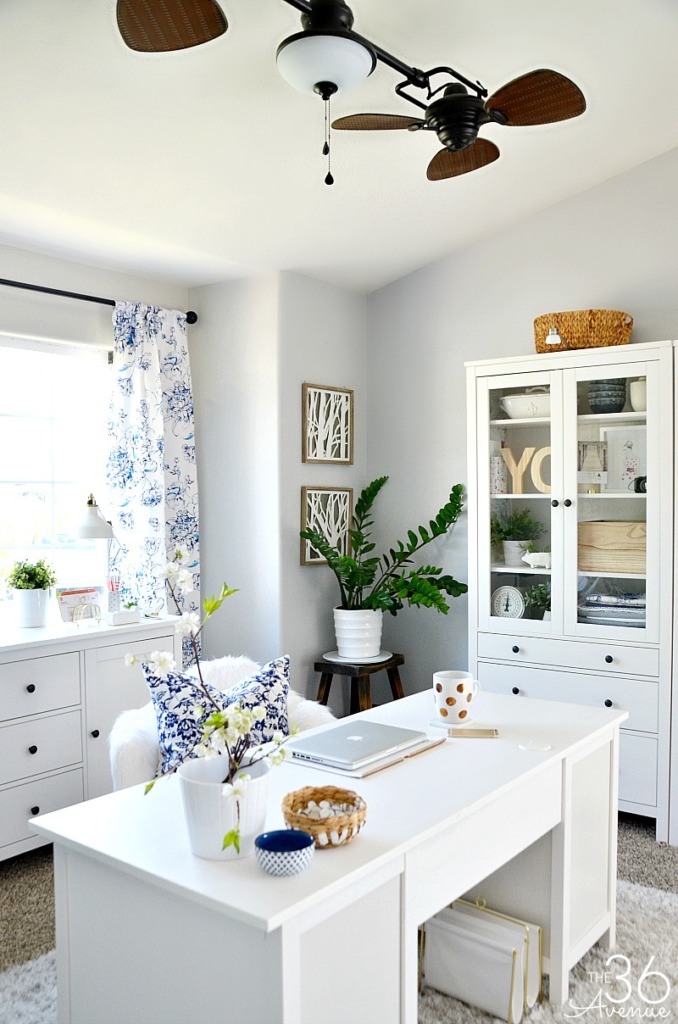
left=105, top=303, right=199, bottom=623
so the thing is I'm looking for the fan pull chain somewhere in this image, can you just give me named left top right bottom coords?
left=323, top=95, right=334, bottom=185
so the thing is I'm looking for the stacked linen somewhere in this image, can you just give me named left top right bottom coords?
left=578, top=591, right=646, bottom=627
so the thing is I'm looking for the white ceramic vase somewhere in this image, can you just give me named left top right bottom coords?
left=333, top=608, right=383, bottom=660
left=502, top=540, right=526, bottom=567
left=178, top=756, right=270, bottom=861
left=13, top=588, right=50, bottom=627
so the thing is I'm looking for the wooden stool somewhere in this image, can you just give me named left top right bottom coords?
left=314, top=653, right=406, bottom=715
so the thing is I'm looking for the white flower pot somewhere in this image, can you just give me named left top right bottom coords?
left=178, top=756, right=270, bottom=861
left=13, top=588, right=50, bottom=628
left=333, top=608, right=383, bottom=660
left=502, top=540, right=526, bottom=567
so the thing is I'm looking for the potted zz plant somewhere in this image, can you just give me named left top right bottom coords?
left=7, top=559, right=57, bottom=627
left=490, top=508, right=545, bottom=568
left=300, top=476, right=468, bottom=660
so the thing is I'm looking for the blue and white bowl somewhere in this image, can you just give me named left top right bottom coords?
left=255, top=829, right=314, bottom=876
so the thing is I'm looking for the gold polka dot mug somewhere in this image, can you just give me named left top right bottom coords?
left=433, top=670, right=480, bottom=724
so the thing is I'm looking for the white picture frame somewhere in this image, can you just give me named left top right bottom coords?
left=300, top=486, right=353, bottom=565
left=302, top=383, right=354, bottom=464
left=599, top=425, right=646, bottom=492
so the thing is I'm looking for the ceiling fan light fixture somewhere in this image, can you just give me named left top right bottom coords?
left=276, top=31, right=376, bottom=97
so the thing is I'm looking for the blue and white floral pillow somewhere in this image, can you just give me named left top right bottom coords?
left=142, top=655, right=290, bottom=775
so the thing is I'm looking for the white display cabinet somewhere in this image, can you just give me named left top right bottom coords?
left=466, top=340, right=673, bottom=840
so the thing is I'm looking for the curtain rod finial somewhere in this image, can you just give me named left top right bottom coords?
left=186, top=310, right=198, bottom=325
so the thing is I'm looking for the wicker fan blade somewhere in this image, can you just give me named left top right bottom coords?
left=486, top=70, right=586, bottom=126
left=332, top=114, right=425, bottom=131
left=427, top=139, right=500, bottom=181
left=117, top=0, right=227, bottom=52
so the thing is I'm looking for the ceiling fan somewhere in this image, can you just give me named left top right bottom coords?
left=116, top=0, right=586, bottom=182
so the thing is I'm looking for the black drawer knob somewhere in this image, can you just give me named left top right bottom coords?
left=512, top=686, right=520, bottom=695
left=26, top=683, right=36, bottom=693
left=91, top=729, right=100, bottom=739
left=605, top=655, right=613, bottom=664
left=604, top=699, right=613, bottom=708
left=551, top=499, right=559, bottom=507
left=28, top=745, right=38, bottom=755
left=563, top=498, right=573, bottom=507
left=31, top=806, right=40, bottom=816
left=511, top=645, right=520, bottom=654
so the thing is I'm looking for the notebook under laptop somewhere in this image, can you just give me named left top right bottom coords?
left=287, top=720, right=428, bottom=771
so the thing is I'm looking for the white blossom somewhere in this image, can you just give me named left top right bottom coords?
left=175, top=568, right=194, bottom=595
left=148, top=650, right=176, bottom=678
left=176, top=611, right=200, bottom=636
left=124, top=653, right=138, bottom=667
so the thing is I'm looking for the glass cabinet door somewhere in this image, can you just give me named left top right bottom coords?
left=478, top=370, right=559, bottom=633
left=563, top=362, right=656, bottom=642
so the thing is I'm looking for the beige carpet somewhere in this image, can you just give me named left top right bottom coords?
left=0, top=813, right=676, bottom=974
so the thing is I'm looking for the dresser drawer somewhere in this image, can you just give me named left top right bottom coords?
left=477, top=662, right=657, bottom=733
left=0, top=653, right=81, bottom=721
left=477, top=633, right=659, bottom=678
left=619, top=734, right=657, bottom=807
left=0, top=768, right=84, bottom=848
left=0, top=710, right=83, bottom=785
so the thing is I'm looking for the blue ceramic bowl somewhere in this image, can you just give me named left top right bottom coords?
left=255, top=829, right=314, bottom=876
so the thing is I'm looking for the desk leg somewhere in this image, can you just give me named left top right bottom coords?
left=316, top=672, right=333, bottom=705
left=387, top=666, right=405, bottom=701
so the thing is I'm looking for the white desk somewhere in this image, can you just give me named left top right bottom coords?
left=32, top=691, right=626, bottom=1024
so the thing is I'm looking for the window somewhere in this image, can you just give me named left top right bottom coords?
left=0, top=339, right=112, bottom=600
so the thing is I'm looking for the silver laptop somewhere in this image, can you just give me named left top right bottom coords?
left=287, top=721, right=428, bottom=770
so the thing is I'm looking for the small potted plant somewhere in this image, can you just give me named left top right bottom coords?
left=300, top=476, right=468, bottom=659
left=490, top=509, right=545, bottom=567
left=524, top=582, right=551, bottom=620
left=7, top=558, right=57, bottom=627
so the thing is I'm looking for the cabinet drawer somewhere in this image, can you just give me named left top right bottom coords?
left=0, top=653, right=81, bottom=721
left=0, top=710, right=83, bottom=785
left=0, top=768, right=84, bottom=848
left=619, top=734, right=657, bottom=807
left=477, top=662, right=658, bottom=733
left=477, top=633, right=659, bottom=678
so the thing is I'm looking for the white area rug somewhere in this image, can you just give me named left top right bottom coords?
left=1, top=882, right=676, bottom=1024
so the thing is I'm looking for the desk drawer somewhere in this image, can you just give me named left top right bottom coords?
left=477, top=662, right=657, bottom=733
left=406, top=761, right=561, bottom=925
left=0, top=710, right=83, bottom=785
left=0, top=653, right=81, bottom=721
left=477, top=633, right=658, bottom=678
left=0, top=768, right=84, bottom=848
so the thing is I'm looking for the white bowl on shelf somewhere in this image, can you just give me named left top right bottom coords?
left=499, top=393, right=550, bottom=419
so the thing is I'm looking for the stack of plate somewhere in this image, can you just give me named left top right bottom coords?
left=587, top=379, right=627, bottom=414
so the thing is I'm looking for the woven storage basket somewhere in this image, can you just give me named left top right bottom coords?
left=534, top=309, right=633, bottom=353
left=281, top=785, right=366, bottom=849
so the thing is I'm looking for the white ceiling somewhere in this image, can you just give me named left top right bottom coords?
left=0, top=0, right=677, bottom=294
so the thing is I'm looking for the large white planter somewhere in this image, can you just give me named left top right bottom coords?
left=333, top=608, right=383, bottom=660
left=178, top=756, right=270, bottom=861
left=13, top=588, right=50, bottom=627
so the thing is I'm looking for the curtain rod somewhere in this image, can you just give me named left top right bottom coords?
left=0, top=277, right=198, bottom=324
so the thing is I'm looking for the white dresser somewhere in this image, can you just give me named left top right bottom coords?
left=0, top=616, right=180, bottom=861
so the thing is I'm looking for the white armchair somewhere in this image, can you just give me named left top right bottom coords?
left=108, top=655, right=335, bottom=790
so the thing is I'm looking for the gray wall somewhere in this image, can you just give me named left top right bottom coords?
left=366, top=145, right=678, bottom=694
left=189, top=272, right=366, bottom=712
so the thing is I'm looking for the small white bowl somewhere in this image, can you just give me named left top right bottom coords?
left=499, top=393, right=550, bottom=418
left=255, top=829, right=314, bottom=876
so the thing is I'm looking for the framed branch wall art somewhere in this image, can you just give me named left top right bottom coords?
left=300, top=486, right=353, bottom=565
left=302, top=383, right=354, bottom=464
